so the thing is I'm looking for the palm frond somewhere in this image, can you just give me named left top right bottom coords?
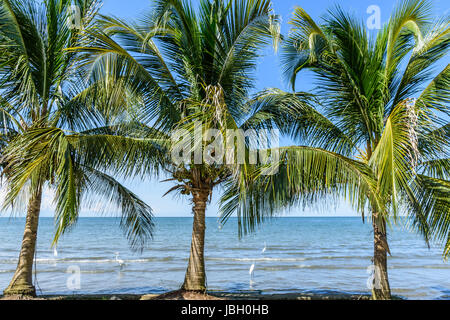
left=409, top=175, right=450, bottom=257
left=370, top=101, right=418, bottom=217
left=221, top=146, right=382, bottom=235
left=81, top=166, right=155, bottom=251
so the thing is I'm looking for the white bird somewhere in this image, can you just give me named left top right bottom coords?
left=261, top=242, right=267, bottom=254
left=53, top=246, right=58, bottom=257
left=249, top=260, right=256, bottom=288
left=114, top=252, right=126, bottom=269
left=249, top=261, right=255, bottom=277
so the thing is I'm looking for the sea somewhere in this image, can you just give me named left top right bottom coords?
left=0, top=217, right=448, bottom=299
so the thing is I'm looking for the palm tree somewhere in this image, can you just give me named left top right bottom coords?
left=221, top=0, right=449, bottom=300
left=75, top=0, right=310, bottom=292
left=0, top=0, right=155, bottom=297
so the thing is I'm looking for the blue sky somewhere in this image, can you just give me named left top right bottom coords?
left=38, top=0, right=450, bottom=217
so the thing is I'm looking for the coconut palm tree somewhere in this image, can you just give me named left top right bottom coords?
left=221, top=0, right=449, bottom=300
left=0, top=0, right=155, bottom=297
left=75, top=0, right=312, bottom=292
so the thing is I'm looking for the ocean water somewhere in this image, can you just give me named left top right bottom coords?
left=0, top=217, right=448, bottom=299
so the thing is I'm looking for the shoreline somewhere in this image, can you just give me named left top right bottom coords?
left=0, top=290, right=379, bottom=300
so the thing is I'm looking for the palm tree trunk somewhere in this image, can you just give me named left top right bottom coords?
left=3, top=187, right=43, bottom=297
left=182, top=188, right=210, bottom=292
left=371, top=213, right=391, bottom=300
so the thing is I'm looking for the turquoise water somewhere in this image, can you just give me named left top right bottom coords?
left=0, top=217, right=448, bottom=299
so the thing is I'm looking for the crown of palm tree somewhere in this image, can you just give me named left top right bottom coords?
left=73, top=0, right=314, bottom=192
left=0, top=0, right=154, bottom=250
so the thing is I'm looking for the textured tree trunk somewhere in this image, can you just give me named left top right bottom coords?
left=182, top=188, right=210, bottom=292
left=371, top=213, right=391, bottom=300
left=3, top=187, right=43, bottom=297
